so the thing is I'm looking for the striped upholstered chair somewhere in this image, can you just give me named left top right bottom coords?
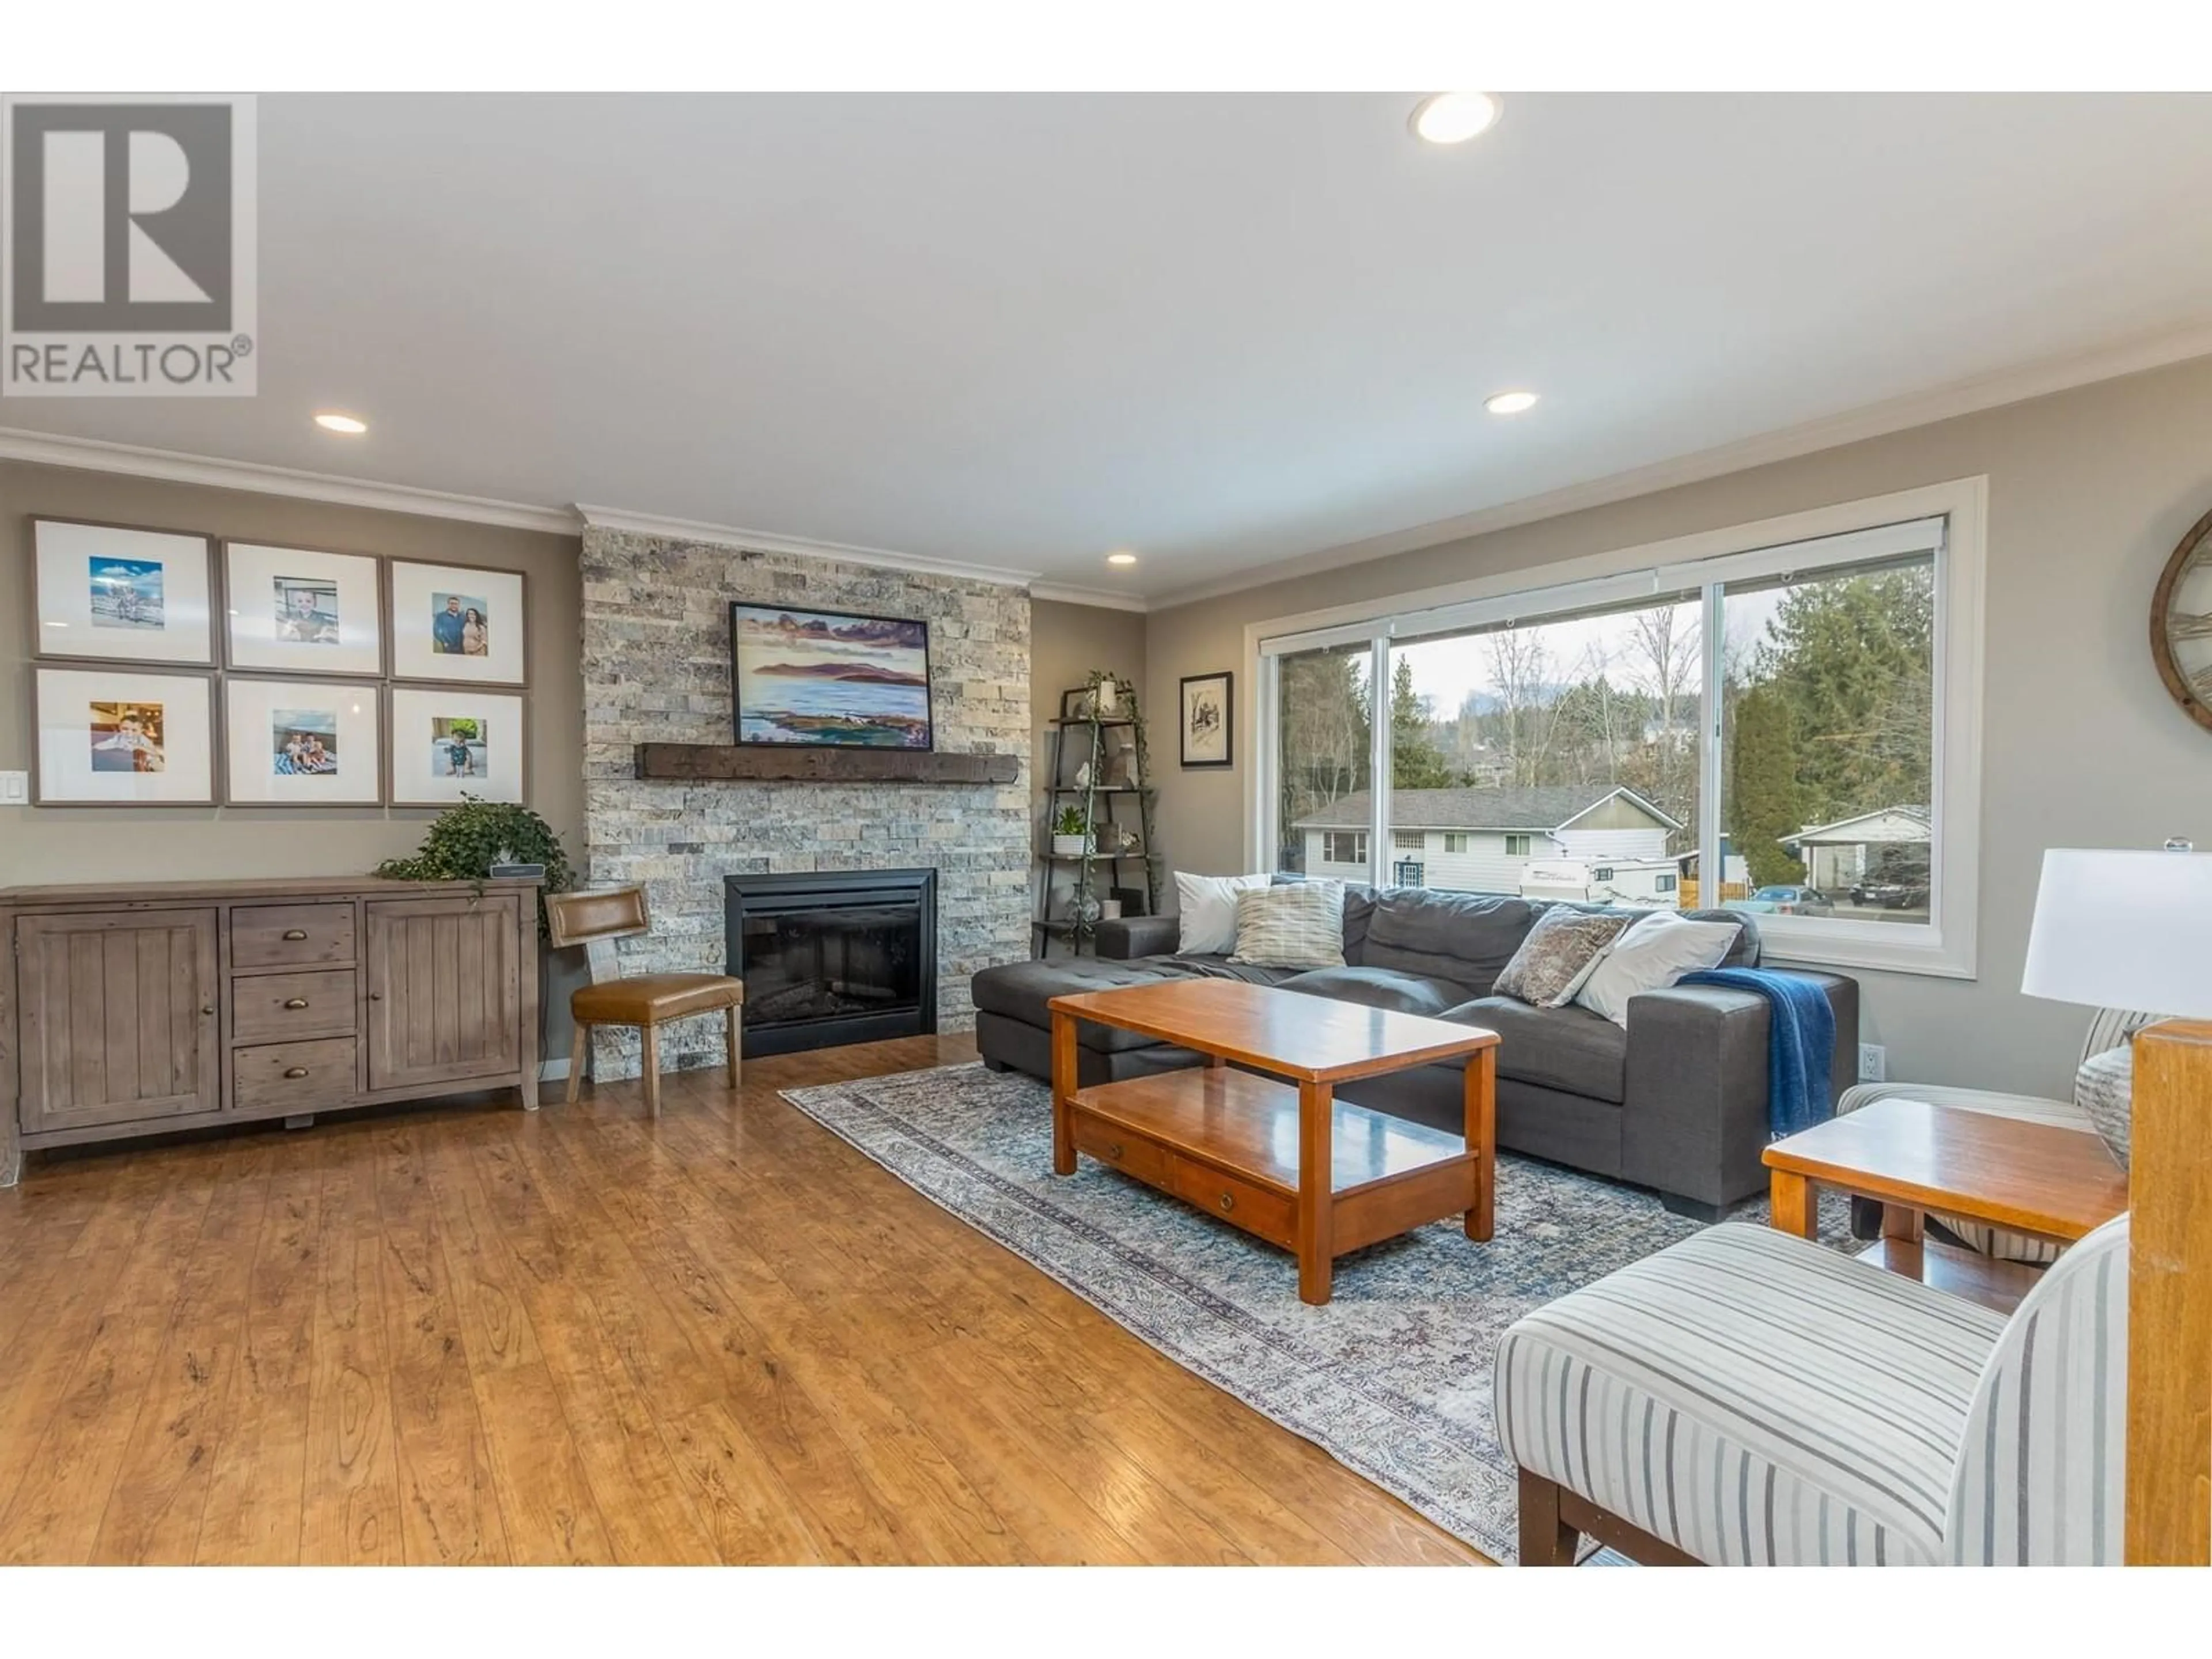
left=1494, top=1211, right=2130, bottom=1566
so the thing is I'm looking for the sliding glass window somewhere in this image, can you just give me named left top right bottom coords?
left=1256, top=497, right=1975, bottom=975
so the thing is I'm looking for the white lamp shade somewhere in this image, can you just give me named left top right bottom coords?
left=2020, top=848, right=2212, bottom=1019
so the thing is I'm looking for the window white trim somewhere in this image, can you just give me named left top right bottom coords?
left=1246, top=476, right=1986, bottom=979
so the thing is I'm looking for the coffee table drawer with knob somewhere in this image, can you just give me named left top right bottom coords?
left=1070, top=1115, right=1170, bottom=1184
left=1167, top=1153, right=1296, bottom=1249
left=233, top=1037, right=359, bottom=1113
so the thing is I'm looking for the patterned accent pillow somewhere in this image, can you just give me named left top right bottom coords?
left=1493, top=908, right=1633, bottom=1008
left=1228, top=881, right=1346, bottom=970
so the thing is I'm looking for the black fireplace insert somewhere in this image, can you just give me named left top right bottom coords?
left=725, top=869, right=937, bottom=1056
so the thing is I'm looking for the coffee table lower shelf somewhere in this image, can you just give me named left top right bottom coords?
left=1063, top=1066, right=1483, bottom=1300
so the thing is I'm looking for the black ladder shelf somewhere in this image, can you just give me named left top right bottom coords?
left=1032, top=688, right=1159, bottom=958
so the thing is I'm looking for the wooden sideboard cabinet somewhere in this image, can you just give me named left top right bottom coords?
left=0, top=876, right=540, bottom=1177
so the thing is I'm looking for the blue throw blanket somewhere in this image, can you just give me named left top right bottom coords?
left=1679, top=967, right=1836, bottom=1138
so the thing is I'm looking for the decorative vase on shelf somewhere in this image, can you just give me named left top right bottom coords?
left=1051, top=833, right=1089, bottom=856
left=1094, top=676, right=1119, bottom=714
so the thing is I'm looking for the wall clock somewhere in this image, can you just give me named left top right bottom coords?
left=2152, top=502, right=2212, bottom=733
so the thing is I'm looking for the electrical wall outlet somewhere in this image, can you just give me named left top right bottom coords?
left=1857, top=1043, right=1887, bottom=1084
left=0, top=770, right=28, bottom=806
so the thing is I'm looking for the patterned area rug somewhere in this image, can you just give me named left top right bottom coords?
left=779, top=1061, right=1851, bottom=1563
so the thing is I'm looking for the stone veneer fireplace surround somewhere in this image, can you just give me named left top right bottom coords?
left=579, top=526, right=1030, bottom=1081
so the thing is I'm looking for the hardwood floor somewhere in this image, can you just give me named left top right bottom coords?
left=0, top=1034, right=1484, bottom=1565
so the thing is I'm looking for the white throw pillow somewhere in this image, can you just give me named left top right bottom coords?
left=1573, top=911, right=1741, bottom=1027
left=1175, top=870, right=1271, bottom=956
left=1228, top=881, right=1346, bottom=970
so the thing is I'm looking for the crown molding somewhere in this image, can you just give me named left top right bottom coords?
left=0, top=425, right=579, bottom=535
left=574, top=502, right=1044, bottom=590
left=1146, top=320, right=2212, bottom=612
left=1028, top=581, right=1148, bottom=613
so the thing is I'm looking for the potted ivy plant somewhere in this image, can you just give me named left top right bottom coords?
left=373, top=794, right=574, bottom=934
left=1051, top=804, right=1092, bottom=857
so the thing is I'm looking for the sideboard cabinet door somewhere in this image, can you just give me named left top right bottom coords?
left=364, top=893, right=522, bottom=1092
left=16, top=908, right=221, bottom=1134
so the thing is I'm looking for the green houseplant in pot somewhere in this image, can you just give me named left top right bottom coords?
left=374, top=794, right=574, bottom=933
left=1050, top=804, right=1092, bottom=858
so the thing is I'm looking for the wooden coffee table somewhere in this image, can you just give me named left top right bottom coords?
left=1764, top=1096, right=2128, bottom=1310
left=1047, top=979, right=1500, bottom=1305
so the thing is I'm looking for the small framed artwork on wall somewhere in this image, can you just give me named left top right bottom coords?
left=224, top=541, right=384, bottom=676
left=388, top=560, right=527, bottom=684
left=223, top=677, right=384, bottom=806
left=34, top=666, right=218, bottom=805
left=388, top=685, right=527, bottom=805
left=32, top=519, right=215, bottom=665
left=1179, top=671, right=1233, bottom=768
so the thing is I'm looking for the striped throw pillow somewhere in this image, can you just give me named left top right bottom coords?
left=1228, top=881, right=1346, bottom=969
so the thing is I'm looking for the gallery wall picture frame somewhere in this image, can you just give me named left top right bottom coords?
left=222, top=676, right=385, bottom=806
left=32, top=518, right=216, bottom=666
left=388, top=560, right=527, bottom=685
left=1179, top=671, right=1233, bottom=768
left=33, top=666, right=218, bottom=806
left=730, top=602, right=934, bottom=749
left=224, top=541, right=385, bottom=677
left=387, top=684, right=527, bottom=806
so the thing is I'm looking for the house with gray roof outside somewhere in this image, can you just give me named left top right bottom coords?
left=1292, top=783, right=1684, bottom=900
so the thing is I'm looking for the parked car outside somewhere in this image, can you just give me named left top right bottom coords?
left=1850, top=878, right=1931, bottom=909
left=1737, top=884, right=1836, bottom=915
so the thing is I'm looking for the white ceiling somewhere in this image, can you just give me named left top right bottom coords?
left=10, top=92, right=2212, bottom=605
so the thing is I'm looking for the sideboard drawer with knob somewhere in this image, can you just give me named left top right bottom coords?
left=232, top=903, right=357, bottom=970
left=230, top=969, right=359, bottom=1044
left=232, top=1037, right=360, bottom=1113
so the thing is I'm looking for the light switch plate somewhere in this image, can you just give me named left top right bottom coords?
left=0, top=770, right=28, bottom=805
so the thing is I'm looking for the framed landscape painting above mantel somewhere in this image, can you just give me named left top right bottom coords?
left=730, top=603, right=934, bottom=749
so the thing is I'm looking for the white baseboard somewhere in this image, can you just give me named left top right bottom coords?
left=539, top=1058, right=571, bottom=1082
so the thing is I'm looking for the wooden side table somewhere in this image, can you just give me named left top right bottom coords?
left=1763, top=1096, right=2129, bottom=1312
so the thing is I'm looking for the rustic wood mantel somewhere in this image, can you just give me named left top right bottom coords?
left=632, top=743, right=1020, bottom=785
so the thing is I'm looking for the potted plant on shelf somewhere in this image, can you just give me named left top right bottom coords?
left=1051, top=804, right=1092, bottom=857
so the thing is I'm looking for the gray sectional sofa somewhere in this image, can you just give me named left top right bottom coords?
left=971, top=884, right=1858, bottom=1217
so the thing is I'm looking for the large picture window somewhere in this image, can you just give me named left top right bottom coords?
left=1252, top=481, right=1983, bottom=976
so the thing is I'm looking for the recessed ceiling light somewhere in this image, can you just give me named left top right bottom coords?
left=1410, top=92, right=1502, bottom=146
left=1105, top=552, right=1138, bottom=567
left=314, top=412, right=368, bottom=434
left=1484, top=390, right=1540, bottom=415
